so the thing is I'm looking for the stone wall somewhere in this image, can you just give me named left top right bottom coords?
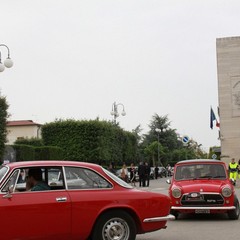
left=216, top=36, right=240, bottom=163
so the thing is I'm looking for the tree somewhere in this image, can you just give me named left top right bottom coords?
left=140, top=114, right=204, bottom=166
left=41, top=119, right=138, bottom=165
left=140, top=114, right=181, bottom=164
left=0, top=95, right=9, bottom=161
left=144, top=141, right=165, bottom=167
left=131, top=125, right=143, bottom=161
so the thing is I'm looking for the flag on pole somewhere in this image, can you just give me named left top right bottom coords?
left=210, top=107, right=220, bottom=129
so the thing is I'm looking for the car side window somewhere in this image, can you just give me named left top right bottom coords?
left=47, top=167, right=65, bottom=189
left=65, top=167, right=112, bottom=189
left=2, top=170, right=19, bottom=193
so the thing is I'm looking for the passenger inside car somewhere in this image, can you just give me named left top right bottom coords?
left=209, top=165, right=225, bottom=178
left=27, top=168, right=51, bottom=191
left=194, top=169, right=201, bottom=178
left=181, top=168, right=191, bottom=179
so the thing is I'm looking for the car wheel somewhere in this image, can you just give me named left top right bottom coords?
left=91, top=210, right=137, bottom=240
left=170, top=210, right=179, bottom=220
left=228, top=196, right=240, bottom=220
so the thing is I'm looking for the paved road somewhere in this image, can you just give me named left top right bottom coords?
left=135, top=177, right=240, bottom=240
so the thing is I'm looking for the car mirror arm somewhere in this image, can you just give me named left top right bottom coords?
left=3, top=190, right=13, bottom=199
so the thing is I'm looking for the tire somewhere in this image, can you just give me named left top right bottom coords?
left=91, top=210, right=137, bottom=240
left=228, top=196, right=240, bottom=220
left=170, top=210, right=179, bottom=220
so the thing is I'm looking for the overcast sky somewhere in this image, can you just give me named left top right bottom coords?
left=1, top=0, right=240, bottom=151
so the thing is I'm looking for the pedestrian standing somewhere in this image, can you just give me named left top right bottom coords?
left=166, top=164, right=171, bottom=177
left=229, top=158, right=238, bottom=185
left=108, top=163, right=115, bottom=174
left=120, top=163, right=128, bottom=182
left=154, top=165, right=159, bottom=179
left=238, top=159, right=240, bottom=180
left=138, top=162, right=146, bottom=187
left=145, top=162, right=151, bottom=187
left=129, top=163, right=136, bottom=186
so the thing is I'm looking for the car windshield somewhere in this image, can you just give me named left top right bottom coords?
left=0, top=166, right=8, bottom=183
left=175, top=164, right=227, bottom=180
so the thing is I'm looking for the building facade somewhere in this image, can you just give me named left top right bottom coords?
left=216, top=36, right=240, bottom=163
left=6, top=120, right=42, bottom=144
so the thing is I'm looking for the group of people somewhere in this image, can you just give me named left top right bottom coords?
left=119, top=163, right=139, bottom=186
left=115, top=162, right=172, bottom=187
left=229, top=158, right=240, bottom=185
left=117, top=162, right=151, bottom=187
left=138, top=162, right=151, bottom=187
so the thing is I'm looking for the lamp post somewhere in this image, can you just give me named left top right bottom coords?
left=111, top=102, right=126, bottom=124
left=0, top=44, right=14, bottom=72
left=155, top=128, right=166, bottom=166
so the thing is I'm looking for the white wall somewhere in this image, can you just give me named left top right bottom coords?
left=6, top=125, right=41, bottom=144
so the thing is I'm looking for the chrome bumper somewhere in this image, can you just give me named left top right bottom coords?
left=143, top=214, right=175, bottom=222
left=172, top=206, right=236, bottom=210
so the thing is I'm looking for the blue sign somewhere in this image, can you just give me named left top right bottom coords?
left=212, top=154, right=217, bottom=159
left=182, top=136, right=189, bottom=144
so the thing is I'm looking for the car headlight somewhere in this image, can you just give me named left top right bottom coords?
left=172, top=187, right=181, bottom=198
left=222, top=186, right=232, bottom=197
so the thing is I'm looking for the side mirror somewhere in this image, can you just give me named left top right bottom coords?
left=166, top=179, right=171, bottom=184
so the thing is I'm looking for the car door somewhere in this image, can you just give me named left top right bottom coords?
left=0, top=167, right=72, bottom=240
left=64, top=166, right=113, bottom=239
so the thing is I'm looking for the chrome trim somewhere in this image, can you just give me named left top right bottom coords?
left=183, top=192, right=222, bottom=195
left=172, top=206, right=236, bottom=210
left=0, top=165, right=10, bottom=190
left=143, top=214, right=175, bottom=222
left=56, top=197, right=67, bottom=202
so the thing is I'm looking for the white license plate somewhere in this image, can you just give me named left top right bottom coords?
left=195, top=209, right=210, bottom=214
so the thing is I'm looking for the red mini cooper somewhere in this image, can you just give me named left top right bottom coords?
left=167, top=159, right=239, bottom=219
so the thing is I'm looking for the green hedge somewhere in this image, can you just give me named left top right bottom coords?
left=41, top=119, right=137, bottom=165
left=14, top=138, right=44, bottom=146
left=34, top=146, right=64, bottom=160
left=13, top=144, right=35, bottom=161
left=12, top=144, right=63, bottom=161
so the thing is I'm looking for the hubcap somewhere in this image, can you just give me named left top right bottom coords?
left=102, top=217, right=130, bottom=240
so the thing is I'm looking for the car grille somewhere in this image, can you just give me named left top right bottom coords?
left=181, top=193, right=224, bottom=206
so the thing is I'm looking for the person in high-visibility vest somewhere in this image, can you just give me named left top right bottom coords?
left=229, top=158, right=238, bottom=185
left=238, top=159, right=240, bottom=179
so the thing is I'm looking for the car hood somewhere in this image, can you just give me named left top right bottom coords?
left=173, top=179, right=229, bottom=193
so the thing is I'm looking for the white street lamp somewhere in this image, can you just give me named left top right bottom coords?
left=111, top=102, right=126, bottom=123
left=0, top=44, right=14, bottom=73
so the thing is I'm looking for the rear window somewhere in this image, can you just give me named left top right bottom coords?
left=65, top=167, right=112, bottom=189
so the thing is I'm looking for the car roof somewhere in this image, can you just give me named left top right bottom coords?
left=4, top=160, right=101, bottom=169
left=175, top=159, right=224, bottom=165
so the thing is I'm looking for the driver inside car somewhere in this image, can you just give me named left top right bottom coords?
left=26, top=168, right=51, bottom=191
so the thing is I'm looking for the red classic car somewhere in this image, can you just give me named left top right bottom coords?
left=167, top=159, right=239, bottom=220
left=0, top=161, right=174, bottom=240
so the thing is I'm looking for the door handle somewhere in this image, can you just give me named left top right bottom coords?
left=56, top=197, right=67, bottom=202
